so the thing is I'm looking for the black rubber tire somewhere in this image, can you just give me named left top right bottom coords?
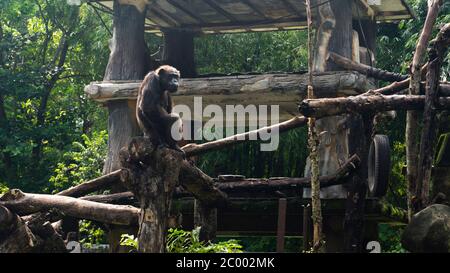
left=368, top=134, right=391, bottom=197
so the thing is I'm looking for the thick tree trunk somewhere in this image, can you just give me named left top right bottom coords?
left=299, top=95, right=450, bottom=119
left=406, top=0, right=442, bottom=221
left=103, top=1, right=146, bottom=175
left=102, top=1, right=148, bottom=252
left=119, top=137, right=183, bottom=252
left=416, top=23, right=450, bottom=210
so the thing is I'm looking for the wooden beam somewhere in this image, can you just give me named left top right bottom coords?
left=280, top=0, right=304, bottom=18
left=85, top=72, right=375, bottom=102
left=299, top=95, right=450, bottom=119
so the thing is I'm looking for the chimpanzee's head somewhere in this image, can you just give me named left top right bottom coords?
left=157, top=65, right=180, bottom=93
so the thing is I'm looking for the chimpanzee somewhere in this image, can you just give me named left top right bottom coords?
left=136, top=65, right=184, bottom=155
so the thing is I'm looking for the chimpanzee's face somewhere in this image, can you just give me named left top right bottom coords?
left=160, top=69, right=180, bottom=93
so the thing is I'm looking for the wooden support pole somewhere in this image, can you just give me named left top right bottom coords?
left=406, top=0, right=442, bottom=220
left=276, top=198, right=287, bottom=253
left=194, top=200, right=217, bottom=242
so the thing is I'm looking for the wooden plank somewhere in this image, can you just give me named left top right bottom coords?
left=276, top=198, right=287, bottom=252
left=203, top=0, right=239, bottom=22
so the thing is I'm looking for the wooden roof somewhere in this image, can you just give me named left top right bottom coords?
left=88, top=0, right=414, bottom=34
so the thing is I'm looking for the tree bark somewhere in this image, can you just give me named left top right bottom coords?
left=102, top=1, right=147, bottom=175
left=299, top=95, right=450, bottom=119
left=406, top=0, right=442, bottom=221
left=119, top=137, right=183, bottom=252
left=416, top=23, right=450, bottom=210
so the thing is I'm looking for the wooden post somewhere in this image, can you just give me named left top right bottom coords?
left=103, top=0, right=148, bottom=252
left=276, top=198, right=287, bottom=253
left=193, top=200, right=217, bottom=242
left=162, top=29, right=197, bottom=78
left=119, top=137, right=183, bottom=252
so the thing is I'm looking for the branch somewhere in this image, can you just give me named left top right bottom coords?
left=182, top=116, right=307, bottom=157
left=328, top=52, right=408, bottom=82
left=299, top=95, right=450, bottom=119
left=57, top=169, right=122, bottom=197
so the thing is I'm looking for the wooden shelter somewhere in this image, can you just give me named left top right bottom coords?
left=81, top=0, right=414, bottom=252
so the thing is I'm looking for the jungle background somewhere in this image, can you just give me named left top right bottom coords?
left=0, top=0, right=449, bottom=252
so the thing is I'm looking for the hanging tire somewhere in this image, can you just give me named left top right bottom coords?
left=368, top=135, right=391, bottom=197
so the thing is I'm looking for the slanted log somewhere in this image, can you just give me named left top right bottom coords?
left=57, top=169, right=122, bottom=197
left=0, top=189, right=139, bottom=226
left=182, top=116, right=307, bottom=157
left=299, top=95, right=450, bottom=119
left=328, top=52, right=408, bottom=82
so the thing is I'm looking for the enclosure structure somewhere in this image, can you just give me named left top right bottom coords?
left=0, top=0, right=425, bottom=254
left=81, top=0, right=414, bottom=252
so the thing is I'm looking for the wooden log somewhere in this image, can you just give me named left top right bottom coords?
left=299, top=95, right=450, bottom=119
left=78, top=154, right=360, bottom=204
left=328, top=52, right=408, bottom=82
left=57, top=169, right=122, bottom=197
left=84, top=71, right=375, bottom=101
left=406, top=0, right=442, bottom=221
left=0, top=205, right=38, bottom=253
left=416, top=23, right=450, bottom=210
left=0, top=189, right=139, bottom=226
left=216, top=154, right=360, bottom=192
left=182, top=116, right=307, bottom=157
left=81, top=192, right=135, bottom=204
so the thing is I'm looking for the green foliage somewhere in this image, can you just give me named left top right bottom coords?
left=195, top=31, right=308, bottom=74
left=119, top=228, right=243, bottom=253
left=378, top=224, right=407, bottom=253
left=120, top=234, right=138, bottom=250
left=79, top=220, right=107, bottom=247
left=166, top=227, right=243, bottom=253
left=198, top=127, right=308, bottom=179
left=48, top=130, right=107, bottom=193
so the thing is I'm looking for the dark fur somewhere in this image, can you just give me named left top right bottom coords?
left=136, top=65, right=183, bottom=153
